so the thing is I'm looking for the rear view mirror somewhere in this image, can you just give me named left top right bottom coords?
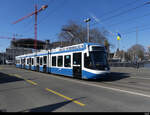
left=87, top=52, right=89, bottom=57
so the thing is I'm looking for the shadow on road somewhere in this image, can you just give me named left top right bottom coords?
left=21, top=97, right=85, bottom=112
left=89, top=72, right=130, bottom=82
left=0, top=72, right=24, bottom=84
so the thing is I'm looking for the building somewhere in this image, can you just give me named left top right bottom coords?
left=3, top=38, right=51, bottom=64
left=0, top=52, right=6, bottom=64
left=5, top=47, right=33, bottom=63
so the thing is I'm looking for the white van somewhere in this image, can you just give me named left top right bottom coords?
left=5, top=60, right=13, bottom=65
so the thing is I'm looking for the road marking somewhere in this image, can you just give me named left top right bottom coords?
left=8, top=74, right=15, bottom=76
left=131, top=77, right=150, bottom=80
left=13, top=74, right=37, bottom=85
left=47, top=74, right=150, bottom=98
left=13, top=74, right=22, bottom=78
left=0, top=67, right=13, bottom=70
left=26, top=80, right=37, bottom=85
left=45, top=88, right=85, bottom=107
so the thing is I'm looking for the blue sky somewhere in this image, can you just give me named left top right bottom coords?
left=0, top=0, right=150, bottom=52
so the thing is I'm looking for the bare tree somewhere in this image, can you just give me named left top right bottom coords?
left=127, top=44, right=145, bottom=61
left=58, top=21, right=108, bottom=46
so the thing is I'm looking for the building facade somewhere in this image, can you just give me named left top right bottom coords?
left=5, top=47, right=33, bottom=64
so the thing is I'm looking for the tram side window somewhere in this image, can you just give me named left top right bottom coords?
left=27, top=59, right=30, bottom=65
left=84, top=53, right=93, bottom=69
left=16, top=60, right=20, bottom=64
left=52, top=56, right=56, bottom=66
left=43, top=56, right=47, bottom=64
left=29, top=58, right=31, bottom=64
left=21, top=59, right=23, bottom=64
left=31, top=58, right=34, bottom=65
left=73, top=53, right=81, bottom=65
left=40, top=57, right=42, bottom=65
left=57, top=56, right=63, bottom=67
left=23, top=59, right=25, bottom=64
left=36, top=57, right=39, bottom=64
left=64, top=55, right=71, bottom=67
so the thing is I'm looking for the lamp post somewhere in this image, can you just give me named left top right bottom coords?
left=84, top=18, right=91, bottom=43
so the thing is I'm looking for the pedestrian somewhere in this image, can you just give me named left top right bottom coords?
left=136, top=60, right=140, bottom=72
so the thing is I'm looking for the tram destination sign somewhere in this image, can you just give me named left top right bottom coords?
left=55, top=44, right=84, bottom=52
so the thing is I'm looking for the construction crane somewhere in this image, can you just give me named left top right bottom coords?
left=12, top=4, right=48, bottom=49
left=0, top=36, right=12, bottom=40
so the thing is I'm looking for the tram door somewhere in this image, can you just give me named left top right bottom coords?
left=73, top=53, right=82, bottom=79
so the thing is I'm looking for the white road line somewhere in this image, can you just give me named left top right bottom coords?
left=48, top=75, right=150, bottom=98
left=130, top=77, right=150, bottom=80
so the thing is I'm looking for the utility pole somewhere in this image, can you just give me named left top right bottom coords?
left=34, top=4, right=38, bottom=49
left=84, top=18, right=91, bottom=43
left=136, top=26, right=138, bottom=45
left=117, top=40, right=120, bottom=51
left=135, top=26, right=138, bottom=62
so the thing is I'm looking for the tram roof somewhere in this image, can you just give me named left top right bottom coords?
left=16, top=43, right=104, bottom=58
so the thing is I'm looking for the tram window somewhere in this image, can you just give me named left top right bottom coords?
left=31, top=58, right=34, bottom=65
left=73, top=53, right=81, bottom=65
left=57, top=56, right=63, bottom=67
left=21, top=59, right=23, bottom=64
left=84, top=53, right=93, bottom=69
left=23, top=59, right=25, bottom=64
left=52, top=56, right=56, bottom=66
left=29, top=58, right=31, bottom=64
left=40, top=57, right=42, bottom=65
left=18, top=60, right=20, bottom=64
left=43, top=56, right=47, bottom=64
left=16, top=60, right=20, bottom=64
left=15, top=60, right=17, bottom=64
left=36, top=57, right=39, bottom=64
left=27, top=59, right=30, bottom=64
left=22, top=59, right=24, bottom=64
left=64, top=55, right=71, bottom=67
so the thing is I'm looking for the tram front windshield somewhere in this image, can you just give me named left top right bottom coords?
left=84, top=51, right=108, bottom=70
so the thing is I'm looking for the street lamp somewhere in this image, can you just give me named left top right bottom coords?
left=84, top=18, right=91, bottom=43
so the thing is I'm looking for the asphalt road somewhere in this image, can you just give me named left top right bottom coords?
left=0, top=65, right=150, bottom=112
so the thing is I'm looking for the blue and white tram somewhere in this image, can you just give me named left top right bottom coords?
left=16, top=55, right=22, bottom=68
left=35, top=50, right=49, bottom=72
left=15, top=43, right=110, bottom=79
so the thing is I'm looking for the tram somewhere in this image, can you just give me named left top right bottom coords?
left=15, top=43, right=110, bottom=79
